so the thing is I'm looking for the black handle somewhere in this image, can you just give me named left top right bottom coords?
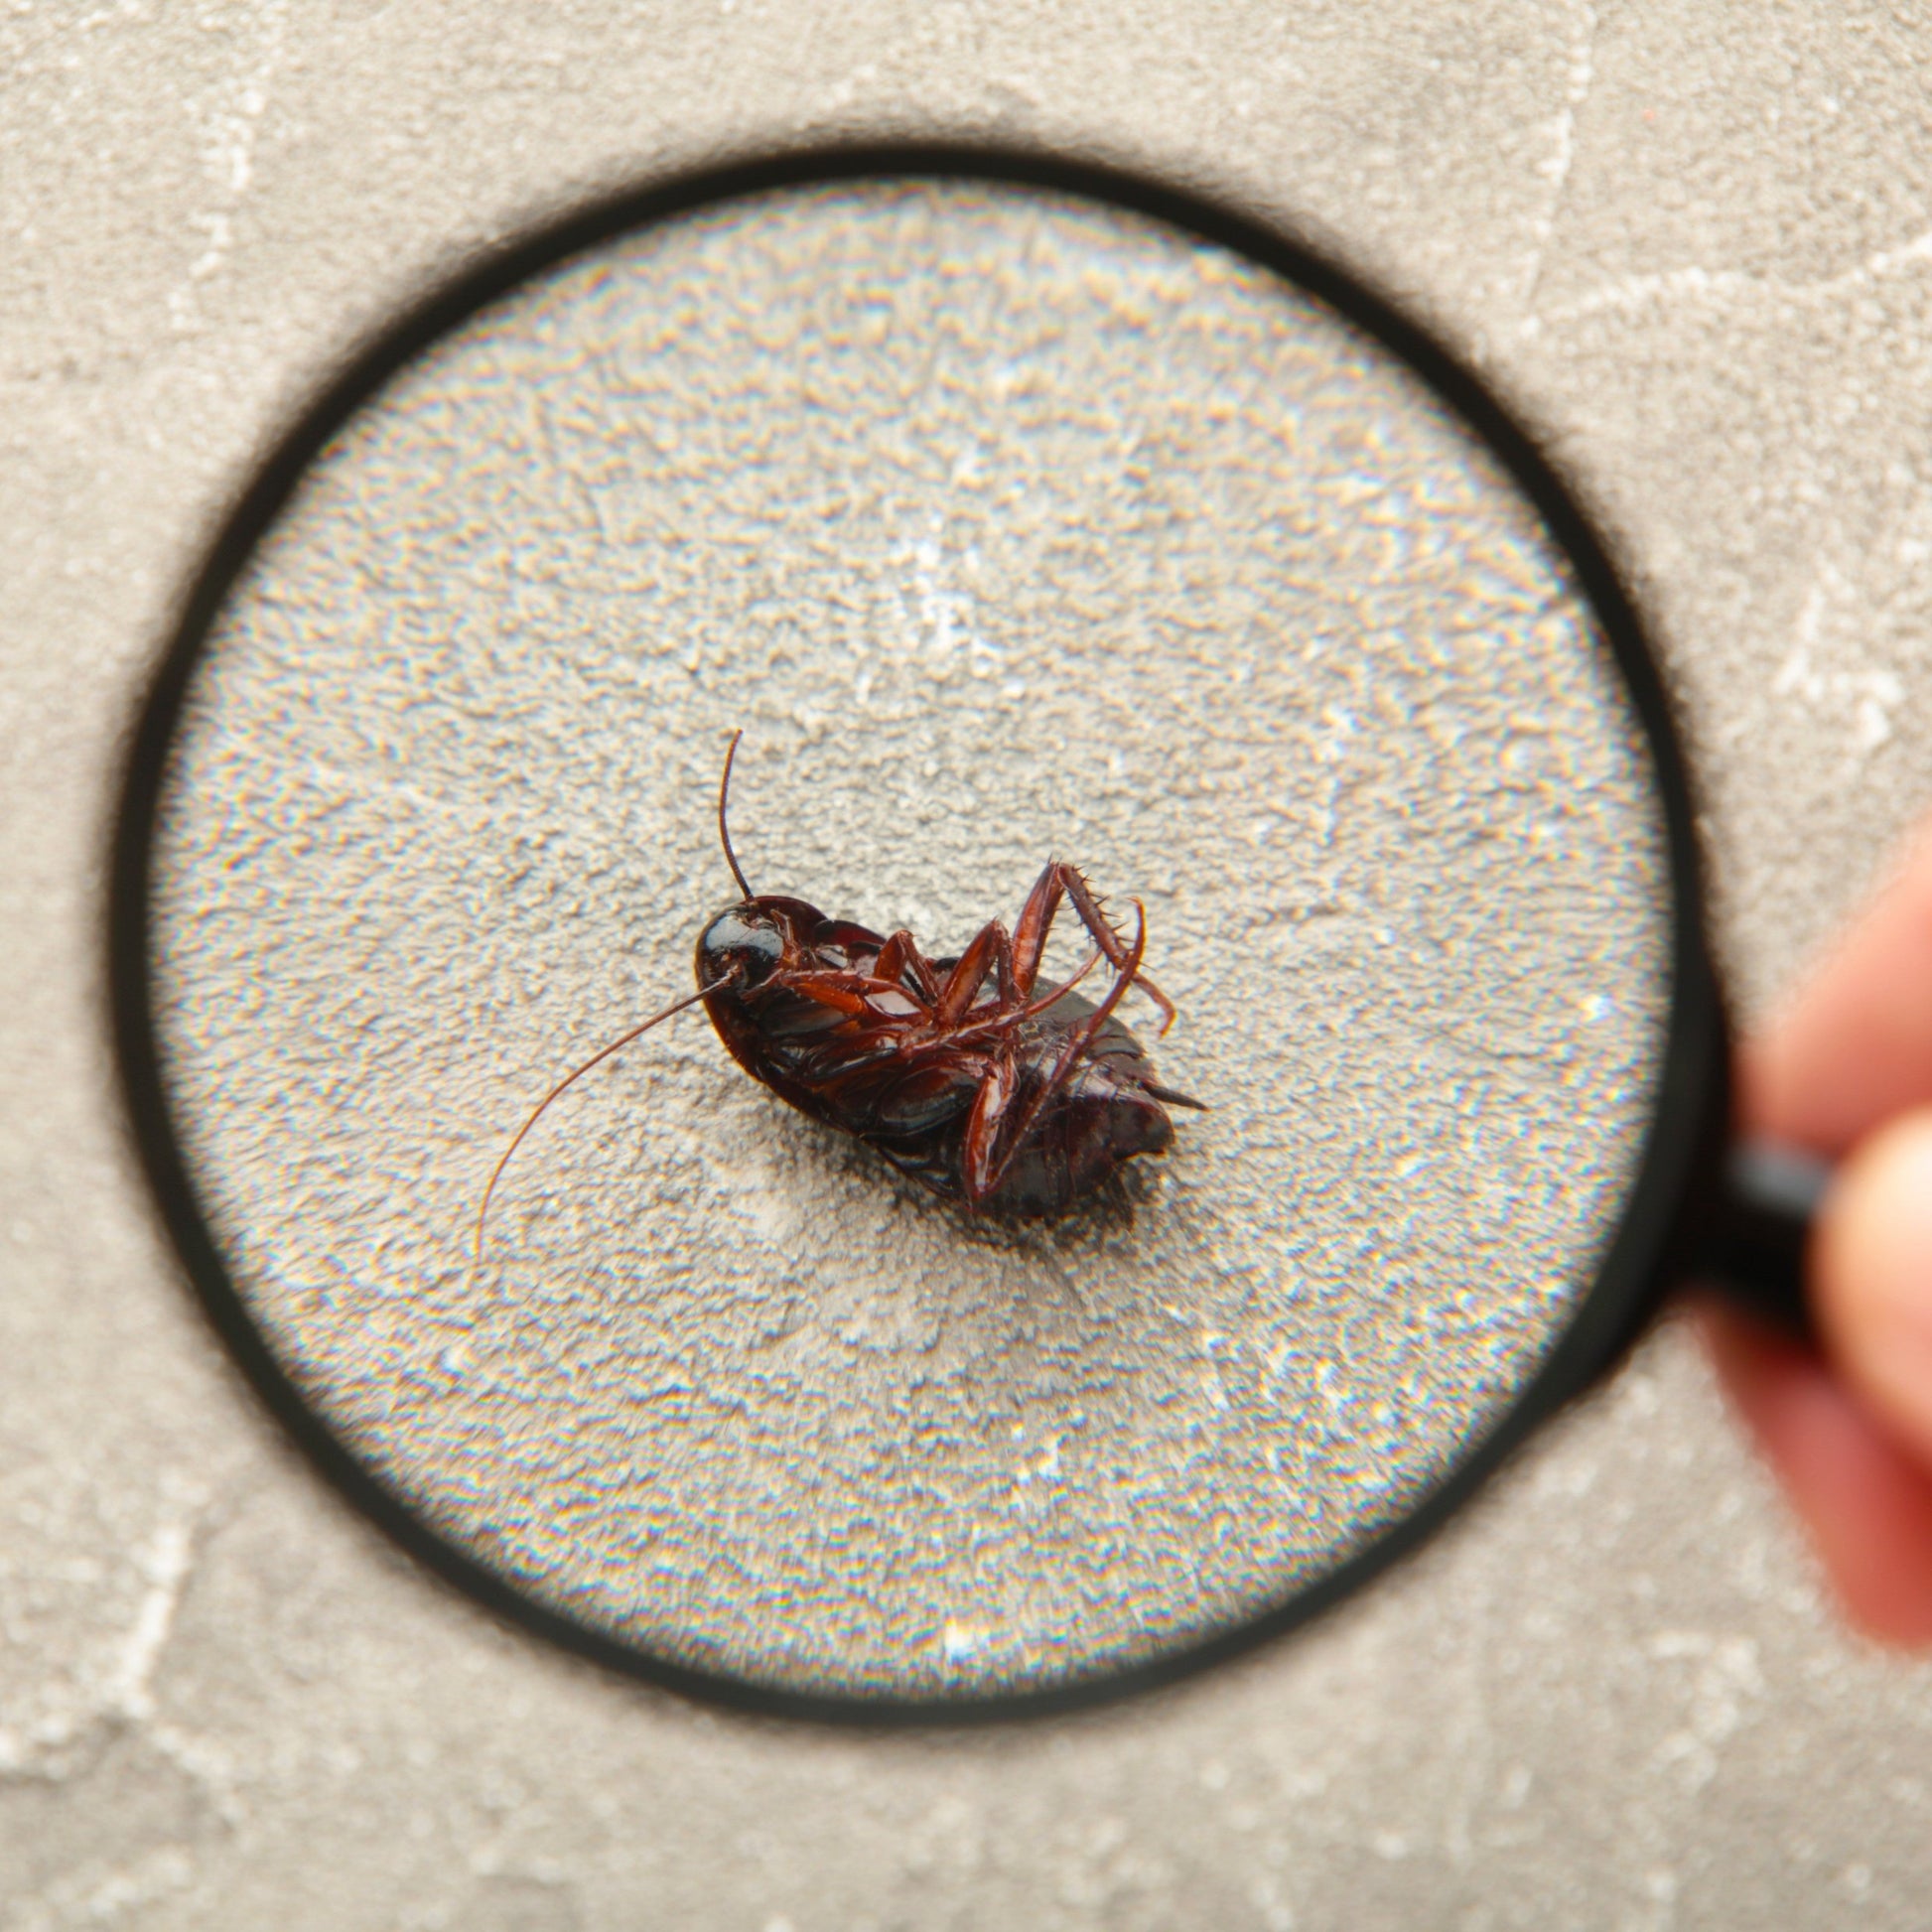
left=1693, top=1137, right=1829, bottom=1337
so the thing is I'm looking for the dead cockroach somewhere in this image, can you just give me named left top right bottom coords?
left=475, top=733, right=1202, bottom=1269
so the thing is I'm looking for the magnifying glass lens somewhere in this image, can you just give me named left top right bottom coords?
left=143, top=174, right=1676, bottom=1709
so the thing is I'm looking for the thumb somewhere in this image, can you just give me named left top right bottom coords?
left=1816, top=1106, right=1932, bottom=1466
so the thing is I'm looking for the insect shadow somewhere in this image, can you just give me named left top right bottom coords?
left=474, top=732, right=1203, bottom=1280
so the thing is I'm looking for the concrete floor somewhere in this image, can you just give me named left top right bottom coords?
left=6, top=3, right=1932, bottom=1926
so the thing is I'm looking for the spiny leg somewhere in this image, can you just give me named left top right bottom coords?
left=1009, top=861, right=1175, bottom=1035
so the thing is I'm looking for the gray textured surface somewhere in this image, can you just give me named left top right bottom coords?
left=5, top=0, right=1932, bottom=1923
left=149, top=180, right=1667, bottom=1701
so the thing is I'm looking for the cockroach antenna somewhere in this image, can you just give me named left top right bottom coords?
left=470, top=976, right=732, bottom=1287
left=718, top=728, right=754, bottom=901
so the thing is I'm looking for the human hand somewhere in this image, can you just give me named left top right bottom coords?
left=1701, top=820, right=1932, bottom=1644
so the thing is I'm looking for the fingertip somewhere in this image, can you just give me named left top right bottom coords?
left=1815, top=1106, right=1932, bottom=1469
left=1737, top=822, right=1932, bottom=1152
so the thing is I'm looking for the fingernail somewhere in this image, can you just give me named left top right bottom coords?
left=1817, top=1107, right=1932, bottom=1463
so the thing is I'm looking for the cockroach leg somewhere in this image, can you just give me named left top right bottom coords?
left=779, top=972, right=874, bottom=1017
left=1010, top=861, right=1175, bottom=1035
left=963, top=901, right=1151, bottom=1207
left=946, top=946, right=1103, bottom=1047
left=933, top=919, right=1016, bottom=1027
left=874, top=929, right=942, bottom=1005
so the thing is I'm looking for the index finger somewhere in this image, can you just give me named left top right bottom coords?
left=1741, top=820, right=1932, bottom=1151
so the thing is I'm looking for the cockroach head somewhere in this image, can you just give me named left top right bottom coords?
left=695, top=903, right=786, bottom=989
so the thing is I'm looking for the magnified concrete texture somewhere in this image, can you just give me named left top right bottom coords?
left=147, top=179, right=1669, bottom=1706
left=4, top=2, right=1931, bottom=1926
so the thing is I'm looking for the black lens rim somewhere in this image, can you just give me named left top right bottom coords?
left=107, top=138, right=1728, bottom=1726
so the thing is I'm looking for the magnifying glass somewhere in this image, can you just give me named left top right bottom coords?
left=111, top=146, right=1814, bottom=1721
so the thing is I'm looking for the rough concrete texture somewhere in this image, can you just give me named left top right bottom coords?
left=3, top=0, right=1932, bottom=1925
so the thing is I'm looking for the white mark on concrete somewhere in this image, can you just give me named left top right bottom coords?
left=902, top=518, right=1012, bottom=694
left=168, top=0, right=287, bottom=331
left=1530, top=224, right=1932, bottom=337
left=1517, top=0, right=1597, bottom=328
left=0, top=1493, right=207, bottom=1783
left=12, top=1844, right=198, bottom=1932
left=1248, top=1874, right=1297, bottom=1931
left=151, top=1719, right=246, bottom=1828
left=815, top=60, right=882, bottom=117
left=1772, top=567, right=1907, bottom=758
left=107, top=1514, right=197, bottom=1724
left=1646, top=1629, right=1766, bottom=1792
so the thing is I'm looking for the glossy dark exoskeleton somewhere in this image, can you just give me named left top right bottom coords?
left=696, top=891, right=1200, bottom=1217
left=474, top=735, right=1201, bottom=1265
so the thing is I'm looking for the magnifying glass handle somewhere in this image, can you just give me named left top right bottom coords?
left=1696, top=1137, right=1829, bottom=1337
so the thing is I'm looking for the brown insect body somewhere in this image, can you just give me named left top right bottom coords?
left=695, top=865, right=1200, bottom=1218
left=474, top=737, right=1199, bottom=1270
